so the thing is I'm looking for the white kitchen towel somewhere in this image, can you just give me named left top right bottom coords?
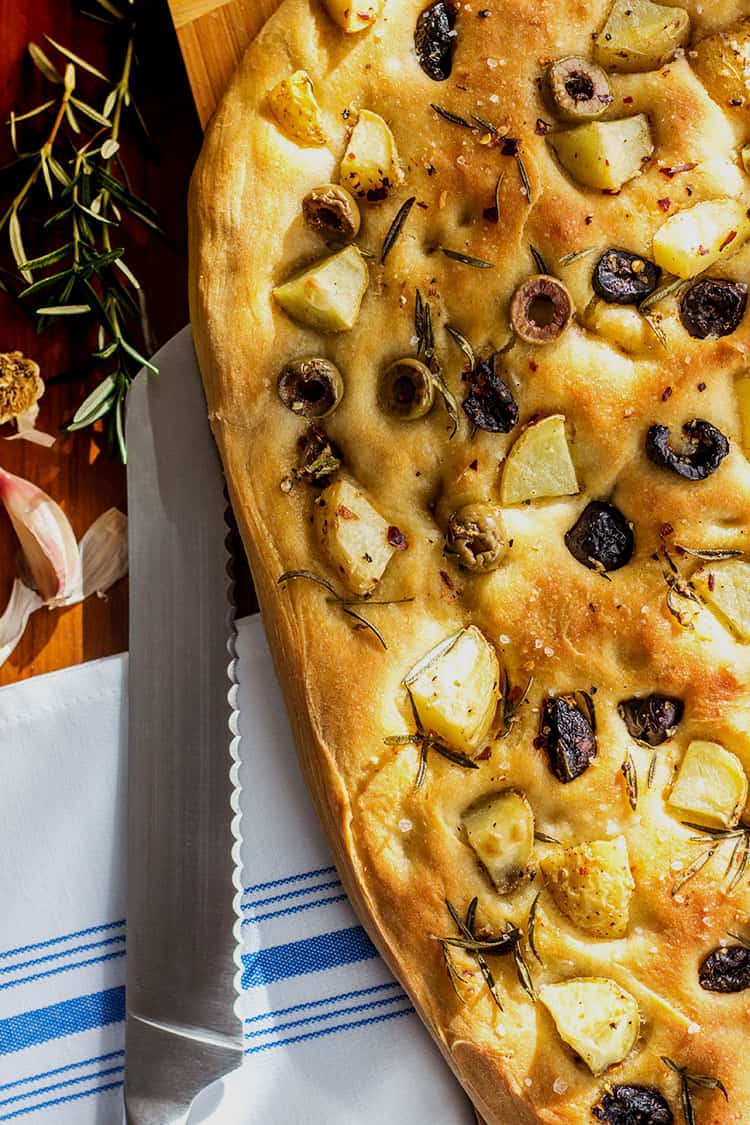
left=0, top=617, right=472, bottom=1124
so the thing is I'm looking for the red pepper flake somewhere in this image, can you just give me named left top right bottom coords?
left=659, top=522, right=674, bottom=539
left=535, top=118, right=552, bottom=136
left=529, top=359, right=538, bottom=372
left=660, top=162, right=698, bottom=178
left=623, top=96, right=633, bottom=104
left=708, top=573, right=716, bottom=592
left=719, top=229, right=738, bottom=252
left=657, top=197, right=671, bottom=212
left=474, top=746, right=492, bottom=761
left=337, top=505, right=359, bottom=520
left=661, top=386, right=673, bottom=401
left=387, top=525, right=408, bottom=550
left=501, top=137, right=520, bottom=156
left=439, top=570, right=455, bottom=590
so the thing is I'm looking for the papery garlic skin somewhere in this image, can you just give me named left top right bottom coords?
left=0, top=468, right=81, bottom=604
left=80, top=508, right=128, bottom=600
left=3, top=404, right=56, bottom=448
left=0, top=579, right=43, bottom=668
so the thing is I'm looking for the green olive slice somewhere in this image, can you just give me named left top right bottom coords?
left=377, top=358, right=435, bottom=419
left=302, top=184, right=361, bottom=243
left=277, top=356, right=344, bottom=419
left=445, top=501, right=507, bottom=572
left=545, top=56, right=612, bottom=122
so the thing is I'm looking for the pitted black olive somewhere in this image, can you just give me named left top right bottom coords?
left=592, top=249, right=661, bottom=305
left=415, top=1, right=456, bottom=82
left=680, top=278, right=748, bottom=339
left=565, top=501, right=634, bottom=572
left=593, top=1085, right=674, bottom=1125
left=645, top=419, right=729, bottom=481
left=617, top=694, right=684, bottom=746
left=535, top=693, right=596, bottom=783
left=699, top=945, right=750, bottom=993
left=510, top=275, right=573, bottom=344
left=462, top=355, right=519, bottom=433
left=545, top=56, right=613, bottom=122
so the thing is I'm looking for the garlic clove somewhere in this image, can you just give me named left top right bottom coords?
left=80, top=507, right=128, bottom=600
left=0, top=468, right=81, bottom=604
left=0, top=579, right=43, bottom=668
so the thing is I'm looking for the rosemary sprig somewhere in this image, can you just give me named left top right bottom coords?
left=674, top=822, right=750, bottom=896
left=639, top=276, right=686, bottom=312
left=446, top=898, right=505, bottom=1010
left=278, top=570, right=413, bottom=649
left=441, top=247, right=494, bottom=269
left=380, top=195, right=416, bottom=263
left=674, top=544, right=744, bottom=562
left=385, top=684, right=479, bottom=788
left=430, top=103, right=474, bottom=129
left=0, top=1, right=159, bottom=461
left=414, top=289, right=459, bottom=437
left=445, top=324, right=476, bottom=370
left=436, top=899, right=535, bottom=1009
left=661, top=1056, right=728, bottom=1125
left=659, top=549, right=702, bottom=629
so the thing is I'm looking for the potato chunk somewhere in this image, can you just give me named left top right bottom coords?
left=340, top=109, right=400, bottom=200
left=405, top=627, right=500, bottom=755
left=594, top=0, right=690, bottom=73
left=652, top=199, right=750, bottom=280
left=500, top=415, right=579, bottom=506
left=267, top=70, right=326, bottom=146
left=692, top=558, right=750, bottom=643
left=273, top=246, right=369, bottom=332
left=736, top=377, right=750, bottom=463
left=541, top=836, right=635, bottom=939
left=668, top=740, right=748, bottom=829
left=550, top=115, right=653, bottom=191
left=539, top=978, right=640, bottom=1075
left=692, top=18, right=750, bottom=111
left=584, top=303, right=650, bottom=354
left=321, top=0, right=383, bottom=33
left=315, top=478, right=396, bottom=596
left=462, top=790, right=535, bottom=893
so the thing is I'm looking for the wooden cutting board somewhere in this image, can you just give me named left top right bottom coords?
left=167, top=0, right=279, bottom=127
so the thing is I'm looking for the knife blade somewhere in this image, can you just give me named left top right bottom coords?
left=125, top=326, right=243, bottom=1124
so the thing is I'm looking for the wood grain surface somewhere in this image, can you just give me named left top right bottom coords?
left=0, top=0, right=202, bottom=685
left=167, top=0, right=279, bottom=126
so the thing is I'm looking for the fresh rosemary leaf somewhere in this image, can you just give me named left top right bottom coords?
left=8, top=210, right=31, bottom=283
left=445, top=324, right=476, bottom=370
left=512, top=935, right=536, bottom=1001
left=44, top=34, right=109, bottom=81
left=36, top=303, right=91, bottom=315
left=534, top=831, right=560, bottom=845
left=278, top=569, right=400, bottom=650
left=68, top=375, right=116, bottom=429
left=429, top=368, right=460, bottom=438
left=70, top=96, right=112, bottom=128
left=530, top=245, right=548, bottom=274
left=528, top=892, right=543, bottom=964
left=341, top=605, right=388, bottom=649
left=381, top=195, right=416, bottom=263
left=28, top=42, right=64, bottom=85
left=559, top=247, right=597, bottom=266
left=681, top=1076, right=695, bottom=1125
left=430, top=103, right=473, bottom=129
left=516, top=153, right=532, bottom=203
left=671, top=845, right=717, bottom=896
left=465, top=897, right=478, bottom=935
left=18, top=242, right=74, bottom=271
left=639, top=276, right=686, bottom=312
left=120, top=336, right=158, bottom=374
left=441, top=247, right=494, bottom=269
left=470, top=113, right=497, bottom=134
left=728, top=833, right=750, bottom=893
left=674, top=544, right=744, bottom=561
left=403, top=630, right=463, bottom=686
left=621, top=749, right=638, bottom=811
left=647, top=750, right=657, bottom=789
left=415, top=741, right=429, bottom=791
left=428, top=741, right=480, bottom=770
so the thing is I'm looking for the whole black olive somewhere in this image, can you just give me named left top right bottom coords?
left=645, top=419, right=729, bottom=482
left=510, top=274, right=573, bottom=344
left=415, top=1, right=456, bottom=82
left=617, top=694, right=684, bottom=746
left=592, top=249, right=661, bottom=305
left=699, top=945, right=750, bottom=993
left=593, top=1085, right=674, bottom=1125
left=680, top=278, right=748, bottom=340
left=462, top=355, right=519, bottom=433
left=535, top=693, right=596, bottom=783
left=565, top=501, right=634, bottom=572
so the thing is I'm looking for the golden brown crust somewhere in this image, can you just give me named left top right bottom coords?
left=190, top=1, right=750, bottom=1120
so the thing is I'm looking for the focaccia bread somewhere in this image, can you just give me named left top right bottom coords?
left=189, top=2, right=750, bottom=1120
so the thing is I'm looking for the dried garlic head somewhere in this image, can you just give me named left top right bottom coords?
left=0, top=352, right=44, bottom=425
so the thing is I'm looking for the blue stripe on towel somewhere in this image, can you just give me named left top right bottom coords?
left=0, top=923, right=125, bottom=963
left=0, top=1051, right=125, bottom=1092
left=242, top=879, right=342, bottom=911
left=242, top=925, right=377, bottom=988
left=244, top=994, right=412, bottom=1039
left=0, top=936, right=126, bottom=977
left=243, top=866, right=337, bottom=895
left=244, top=1006, right=413, bottom=1055
left=242, top=894, right=348, bottom=926
left=0, top=1080, right=123, bottom=1121
left=0, top=987, right=125, bottom=1056
left=0, top=950, right=126, bottom=993
left=0, top=1065, right=124, bottom=1108
left=244, top=981, right=402, bottom=1025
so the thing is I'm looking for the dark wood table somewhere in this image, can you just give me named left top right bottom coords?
left=0, top=0, right=203, bottom=685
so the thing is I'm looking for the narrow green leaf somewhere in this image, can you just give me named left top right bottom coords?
left=119, top=337, right=158, bottom=374
left=9, top=210, right=32, bottom=283
left=44, top=35, right=108, bottom=81
left=101, top=138, right=119, bottom=160
left=70, top=96, right=112, bottom=127
left=102, top=89, right=118, bottom=119
left=71, top=374, right=116, bottom=425
left=35, top=304, right=91, bottom=315
left=18, top=268, right=74, bottom=299
left=64, top=101, right=82, bottom=134
left=18, top=243, right=73, bottom=271
left=28, top=43, right=63, bottom=84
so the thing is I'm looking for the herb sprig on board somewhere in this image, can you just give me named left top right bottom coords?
left=0, top=0, right=160, bottom=461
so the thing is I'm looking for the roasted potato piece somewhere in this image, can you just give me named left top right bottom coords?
left=321, top=0, right=382, bottom=33
left=652, top=198, right=750, bottom=280
left=692, top=559, right=750, bottom=644
left=584, top=302, right=651, bottom=354
left=541, top=836, right=635, bottom=939
left=267, top=70, right=326, bottom=146
left=593, top=0, right=690, bottom=73
left=462, top=790, right=535, bottom=893
left=500, top=415, right=579, bottom=506
left=539, top=977, right=640, bottom=1075
left=692, top=18, right=750, bottom=111
left=550, top=115, right=653, bottom=191
left=340, top=109, right=400, bottom=200
left=736, top=376, right=750, bottom=463
left=667, top=740, right=748, bottom=829
left=315, top=478, right=396, bottom=595
left=273, top=246, right=369, bottom=332
left=405, top=627, right=500, bottom=755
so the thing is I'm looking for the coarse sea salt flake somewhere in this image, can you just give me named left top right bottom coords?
left=499, top=634, right=510, bottom=645
left=398, top=818, right=413, bottom=833
left=553, top=1078, right=568, bottom=1095
left=688, top=1022, right=700, bottom=1035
